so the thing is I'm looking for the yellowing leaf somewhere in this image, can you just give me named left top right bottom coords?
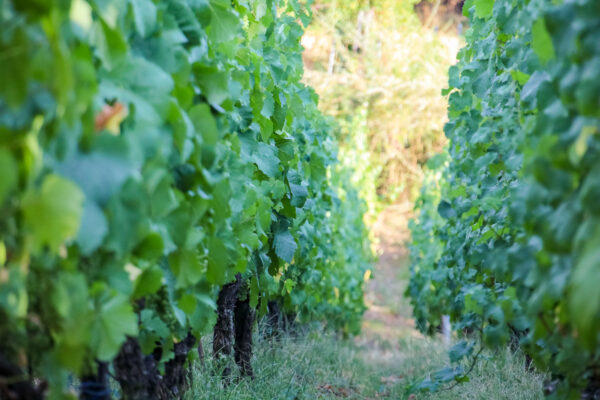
left=284, top=278, right=295, bottom=294
left=94, top=102, right=128, bottom=134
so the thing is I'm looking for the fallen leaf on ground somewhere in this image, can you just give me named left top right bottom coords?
left=317, top=383, right=355, bottom=397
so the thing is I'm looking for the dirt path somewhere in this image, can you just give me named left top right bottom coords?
left=349, top=206, right=436, bottom=397
left=360, top=205, right=419, bottom=344
left=341, top=206, right=545, bottom=400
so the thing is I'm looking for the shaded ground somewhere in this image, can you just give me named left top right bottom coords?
left=362, top=204, right=416, bottom=342
left=352, top=206, right=444, bottom=398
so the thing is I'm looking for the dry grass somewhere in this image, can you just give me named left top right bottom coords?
left=302, top=1, right=462, bottom=204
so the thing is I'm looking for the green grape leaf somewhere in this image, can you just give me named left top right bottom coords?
left=569, top=235, right=600, bottom=348
left=288, top=169, right=308, bottom=207
left=256, top=201, right=272, bottom=238
left=531, top=18, right=555, bottom=64
left=91, top=18, right=128, bottom=70
left=194, top=64, right=229, bottom=106
left=133, top=266, right=164, bottom=299
left=236, top=221, right=260, bottom=250
left=178, top=293, right=197, bottom=315
left=134, top=232, right=165, bottom=261
left=0, top=149, right=17, bottom=205
left=207, top=0, right=239, bottom=43
left=23, top=174, right=85, bottom=252
left=92, top=296, right=138, bottom=361
left=249, top=276, right=259, bottom=308
left=166, top=0, right=203, bottom=45
left=261, top=92, right=274, bottom=119
left=434, top=366, right=464, bottom=383
left=274, top=230, right=296, bottom=263
left=510, top=70, right=530, bottom=85
left=206, top=236, right=229, bottom=284
left=449, top=340, right=474, bottom=363
left=474, top=0, right=494, bottom=19
left=129, top=0, right=157, bottom=38
left=189, top=103, right=219, bottom=145
left=56, top=152, right=135, bottom=205
left=254, top=142, right=280, bottom=178
left=284, top=278, right=295, bottom=294
left=0, top=242, right=5, bottom=266
left=76, top=200, right=108, bottom=255
left=141, top=309, right=170, bottom=337
left=169, top=248, right=204, bottom=288
left=437, top=200, right=456, bottom=219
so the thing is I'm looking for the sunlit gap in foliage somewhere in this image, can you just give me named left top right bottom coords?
left=300, top=0, right=463, bottom=264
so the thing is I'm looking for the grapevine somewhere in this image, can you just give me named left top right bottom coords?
left=0, top=0, right=372, bottom=398
left=408, top=0, right=600, bottom=396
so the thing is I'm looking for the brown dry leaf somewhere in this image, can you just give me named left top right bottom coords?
left=94, top=102, right=127, bottom=134
left=317, top=383, right=355, bottom=398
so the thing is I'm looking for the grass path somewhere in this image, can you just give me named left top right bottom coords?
left=188, top=207, right=545, bottom=399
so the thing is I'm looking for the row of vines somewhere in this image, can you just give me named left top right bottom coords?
left=408, top=0, right=600, bottom=397
left=0, top=0, right=372, bottom=398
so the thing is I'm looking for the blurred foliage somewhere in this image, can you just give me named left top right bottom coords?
left=302, top=0, right=462, bottom=215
